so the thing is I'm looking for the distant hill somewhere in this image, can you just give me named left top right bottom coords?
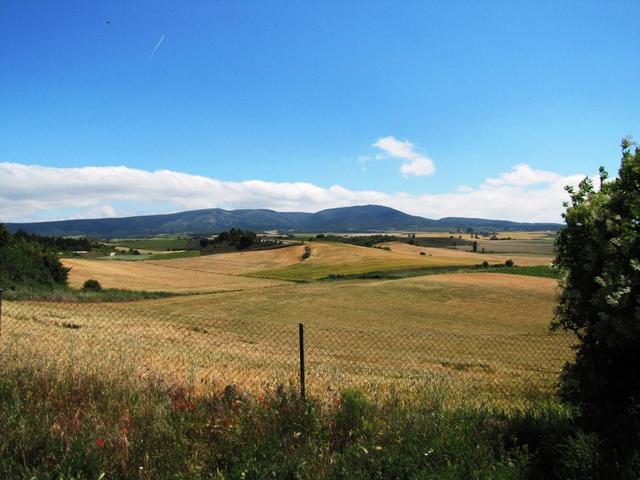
left=4, top=205, right=562, bottom=237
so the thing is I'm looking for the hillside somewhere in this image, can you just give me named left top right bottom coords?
left=5, top=205, right=562, bottom=237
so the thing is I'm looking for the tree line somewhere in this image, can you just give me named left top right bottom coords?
left=0, top=224, right=69, bottom=289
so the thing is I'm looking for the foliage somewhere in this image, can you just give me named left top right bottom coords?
left=0, top=223, right=69, bottom=289
left=320, top=264, right=559, bottom=281
left=505, top=259, right=514, bottom=267
left=82, top=279, right=102, bottom=291
left=302, top=245, right=312, bottom=259
left=311, top=234, right=401, bottom=248
left=0, top=361, right=593, bottom=480
left=200, top=228, right=258, bottom=252
left=12, top=229, right=94, bottom=252
left=3, top=285, right=177, bottom=302
left=552, top=138, right=640, bottom=469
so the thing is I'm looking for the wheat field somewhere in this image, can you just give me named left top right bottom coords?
left=1, top=263, right=573, bottom=404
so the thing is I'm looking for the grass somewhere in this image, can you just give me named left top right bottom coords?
left=2, top=285, right=178, bottom=302
left=97, top=250, right=201, bottom=261
left=319, top=264, right=559, bottom=281
left=110, top=237, right=190, bottom=251
left=451, top=239, right=555, bottom=256
left=0, top=357, right=590, bottom=480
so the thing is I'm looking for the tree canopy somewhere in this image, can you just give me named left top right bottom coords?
left=0, top=224, right=70, bottom=289
left=553, top=137, right=640, bottom=463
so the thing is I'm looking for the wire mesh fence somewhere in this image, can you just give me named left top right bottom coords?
left=0, top=294, right=576, bottom=408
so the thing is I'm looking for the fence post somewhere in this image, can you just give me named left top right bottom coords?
left=299, top=323, right=305, bottom=399
left=0, top=288, right=3, bottom=338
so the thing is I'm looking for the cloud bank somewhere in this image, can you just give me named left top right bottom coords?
left=373, top=136, right=436, bottom=177
left=0, top=162, right=586, bottom=224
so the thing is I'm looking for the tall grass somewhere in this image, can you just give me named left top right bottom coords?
left=0, top=354, right=596, bottom=480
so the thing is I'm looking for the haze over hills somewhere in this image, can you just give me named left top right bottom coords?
left=4, top=205, right=562, bottom=238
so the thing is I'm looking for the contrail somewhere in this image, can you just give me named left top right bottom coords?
left=146, top=34, right=165, bottom=64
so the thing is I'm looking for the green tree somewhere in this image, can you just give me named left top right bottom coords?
left=552, top=138, right=640, bottom=463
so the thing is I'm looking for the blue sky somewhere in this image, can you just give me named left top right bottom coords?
left=1, top=0, right=638, bottom=222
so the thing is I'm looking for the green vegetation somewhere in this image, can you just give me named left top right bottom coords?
left=99, top=250, right=200, bottom=261
left=0, top=224, right=69, bottom=290
left=200, top=227, right=257, bottom=252
left=3, top=286, right=177, bottom=302
left=0, top=360, right=605, bottom=480
left=11, top=229, right=95, bottom=253
left=552, top=138, right=640, bottom=474
left=111, top=237, right=189, bottom=251
left=311, top=233, right=401, bottom=247
left=82, top=279, right=102, bottom=291
left=319, top=264, right=559, bottom=282
left=310, top=233, right=475, bottom=249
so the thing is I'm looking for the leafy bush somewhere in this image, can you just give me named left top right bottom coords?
left=82, top=279, right=102, bottom=291
left=553, top=138, right=640, bottom=472
left=505, top=259, right=514, bottom=267
left=0, top=223, right=69, bottom=289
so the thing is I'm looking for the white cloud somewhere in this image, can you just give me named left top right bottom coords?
left=0, top=162, right=587, bottom=224
left=373, top=136, right=436, bottom=177
left=483, top=163, right=561, bottom=187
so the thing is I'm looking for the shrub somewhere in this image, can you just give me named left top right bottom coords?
left=301, top=245, right=312, bottom=260
left=0, top=224, right=69, bottom=289
left=553, top=138, right=640, bottom=472
left=482, top=261, right=489, bottom=268
left=82, top=279, right=102, bottom=291
left=419, top=251, right=426, bottom=256
left=505, top=259, right=514, bottom=267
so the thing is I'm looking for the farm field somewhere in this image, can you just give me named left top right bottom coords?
left=132, top=272, right=558, bottom=333
left=251, top=241, right=552, bottom=281
left=4, top=262, right=570, bottom=403
left=63, top=257, right=289, bottom=292
left=5, top=235, right=571, bottom=404
left=63, top=241, right=551, bottom=287
left=449, top=239, right=555, bottom=256
left=110, top=236, right=190, bottom=251
left=380, top=241, right=553, bottom=265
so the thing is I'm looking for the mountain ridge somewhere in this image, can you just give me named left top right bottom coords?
left=4, top=205, right=562, bottom=237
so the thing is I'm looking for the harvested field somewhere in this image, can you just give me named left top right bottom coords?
left=138, top=272, right=559, bottom=334
left=252, top=242, right=487, bottom=281
left=381, top=241, right=553, bottom=266
left=2, top=272, right=573, bottom=404
left=146, top=244, right=306, bottom=274
left=63, top=257, right=288, bottom=292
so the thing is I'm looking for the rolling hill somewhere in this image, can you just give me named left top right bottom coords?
left=4, top=205, right=562, bottom=237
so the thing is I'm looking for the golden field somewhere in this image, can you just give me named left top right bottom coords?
left=3, top=238, right=572, bottom=404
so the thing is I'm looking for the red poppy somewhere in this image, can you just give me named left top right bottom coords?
left=95, top=438, right=106, bottom=448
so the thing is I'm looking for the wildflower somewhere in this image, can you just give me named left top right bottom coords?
left=95, top=438, right=106, bottom=448
left=173, top=401, right=189, bottom=412
left=258, top=395, right=270, bottom=411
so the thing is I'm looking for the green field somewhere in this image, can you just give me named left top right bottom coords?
left=98, top=250, right=200, bottom=261
left=111, top=237, right=190, bottom=251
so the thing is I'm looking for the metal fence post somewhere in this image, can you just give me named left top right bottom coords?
left=299, top=323, right=305, bottom=399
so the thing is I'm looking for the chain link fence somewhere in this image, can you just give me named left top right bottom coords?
left=0, top=293, right=576, bottom=408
